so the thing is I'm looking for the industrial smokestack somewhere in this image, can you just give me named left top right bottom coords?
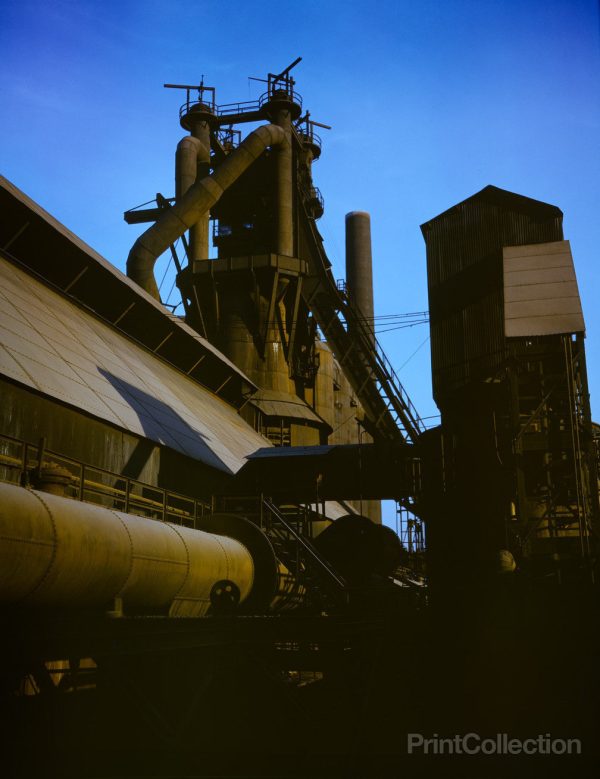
left=345, top=211, right=375, bottom=345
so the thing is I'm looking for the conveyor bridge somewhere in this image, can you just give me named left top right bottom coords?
left=297, top=196, right=425, bottom=445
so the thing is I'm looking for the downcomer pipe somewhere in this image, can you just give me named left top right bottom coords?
left=0, top=482, right=266, bottom=617
left=271, top=105, right=294, bottom=257
left=127, top=124, right=286, bottom=300
left=345, top=211, right=375, bottom=346
left=175, top=135, right=211, bottom=261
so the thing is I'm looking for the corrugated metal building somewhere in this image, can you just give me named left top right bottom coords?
left=421, top=185, right=598, bottom=585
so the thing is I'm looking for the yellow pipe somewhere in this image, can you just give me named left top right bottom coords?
left=0, top=482, right=255, bottom=617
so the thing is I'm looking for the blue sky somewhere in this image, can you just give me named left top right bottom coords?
left=1, top=0, right=599, bottom=526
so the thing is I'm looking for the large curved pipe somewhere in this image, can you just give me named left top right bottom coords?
left=0, top=482, right=263, bottom=617
left=127, top=123, right=286, bottom=299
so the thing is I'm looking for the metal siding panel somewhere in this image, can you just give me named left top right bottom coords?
left=505, top=266, right=575, bottom=286
left=503, top=241, right=584, bottom=337
left=504, top=240, right=570, bottom=258
left=506, top=280, right=579, bottom=303
left=505, top=314, right=586, bottom=337
left=503, top=253, right=572, bottom=272
left=506, top=297, right=583, bottom=319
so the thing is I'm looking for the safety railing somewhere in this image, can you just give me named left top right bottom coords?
left=262, top=499, right=348, bottom=608
left=0, top=433, right=210, bottom=528
left=296, top=128, right=321, bottom=151
left=258, top=89, right=302, bottom=112
left=216, top=99, right=261, bottom=117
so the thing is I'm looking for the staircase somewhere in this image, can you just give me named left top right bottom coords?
left=216, top=496, right=349, bottom=610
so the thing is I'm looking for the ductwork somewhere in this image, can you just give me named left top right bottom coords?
left=175, top=135, right=210, bottom=200
left=175, top=134, right=211, bottom=263
left=0, top=482, right=261, bottom=617
left=127, top=123, right=286, bottom=300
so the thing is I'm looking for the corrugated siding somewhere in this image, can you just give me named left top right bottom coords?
left=423, top=192, right=564, bottom=401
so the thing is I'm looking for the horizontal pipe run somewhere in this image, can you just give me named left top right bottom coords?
left=0, top=482, right=256, bottom=617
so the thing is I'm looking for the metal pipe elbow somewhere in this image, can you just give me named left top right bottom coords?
left=126, top=124, right=286, bottom=301
left=176, top=135, right=210, bottom=199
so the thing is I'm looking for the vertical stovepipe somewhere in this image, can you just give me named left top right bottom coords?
left=272, top=102, right=294, bottom=257
left=345, top=211, right=375, bottom=345
left=176, top=107, right=213, bottom=262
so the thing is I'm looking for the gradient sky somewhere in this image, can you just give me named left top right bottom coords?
left=1, top=0, right=599, bottom=525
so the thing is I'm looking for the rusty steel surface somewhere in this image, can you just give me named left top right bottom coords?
left=0, top=257, right=270, bottom=474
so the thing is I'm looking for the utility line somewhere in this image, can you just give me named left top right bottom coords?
left=398, top=336, right=430, bottom=371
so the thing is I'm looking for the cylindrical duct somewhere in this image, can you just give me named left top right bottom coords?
left=272, top=106, right=294, bottom=257
left=0, top=483, right=265, bottom=617
left=345, top=211, right=375, bottom=345
left=127, top=123, right=285, bottom=299
left=175, top=128, right=211, bottom=262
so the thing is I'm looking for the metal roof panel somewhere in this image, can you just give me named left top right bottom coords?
left=0, top=257, right=270, bottom=474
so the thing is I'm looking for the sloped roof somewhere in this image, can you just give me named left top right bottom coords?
left=0, top=256, right=270, bottom=475
left=421, top=185, right=563, bottom=233
left=0, top=175, right=256, bottom=407
left=248, top=389, right=331, bottom=430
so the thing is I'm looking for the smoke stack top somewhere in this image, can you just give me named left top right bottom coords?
left=345, top=211, right=374, bottom=341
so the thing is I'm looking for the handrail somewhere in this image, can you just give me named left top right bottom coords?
left=217, top=99, right=261, bottom=116
left=263, top=499, right=347, bottom=591
left=351, top=302, right=426, bottom=435
left=0, top=432, right=209, bottom=527
left=297, top=129, right=322, bottom=150
left=296, top=198, right=425, bottom=443
left=179, top=91, right=302, bottom=123
left=258, top=89, right=302, bottom=112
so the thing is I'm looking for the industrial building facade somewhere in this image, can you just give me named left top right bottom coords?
left=1, top=63, right=598, bottom=777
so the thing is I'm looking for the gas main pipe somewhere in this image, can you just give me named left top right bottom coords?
left=0, top=482, right=258, bottom=617
left=127, top=124, right=287, bottom=300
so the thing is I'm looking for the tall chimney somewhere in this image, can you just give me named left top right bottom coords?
left=345, top=211, right=375, bottom=345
